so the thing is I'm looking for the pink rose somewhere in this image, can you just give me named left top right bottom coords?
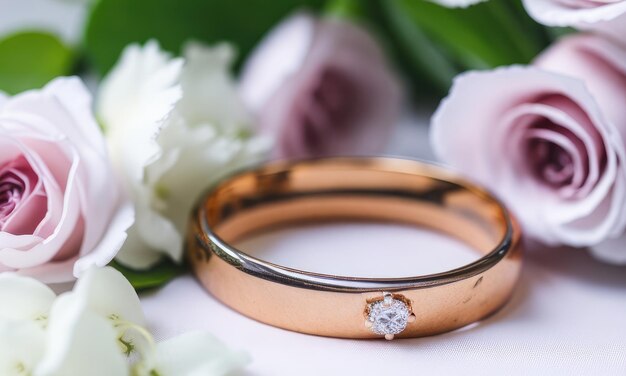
left=0, top=78, right=133, bottom=282
left=523, top=0, right=626, bottom=38
left=534, top=33, right=626, bottom=263
left=431, top=66, right=626, bottom=262
left=239, top=12, right=402, bottom=159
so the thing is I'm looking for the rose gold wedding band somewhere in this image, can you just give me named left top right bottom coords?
left=187, top=157, right=523, bottom=339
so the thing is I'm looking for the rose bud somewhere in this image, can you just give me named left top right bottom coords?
left=239, top=12, right=403, bottom=159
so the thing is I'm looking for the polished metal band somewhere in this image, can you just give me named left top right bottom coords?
left=188, top=157, right=522, bottom=339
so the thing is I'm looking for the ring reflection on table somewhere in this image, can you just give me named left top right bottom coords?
left=187, top=157, right=523, bottom=340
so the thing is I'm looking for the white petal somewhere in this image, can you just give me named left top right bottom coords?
left=35, top=294, right=128, bottom=376
left=147, top=118, right=267, bottom=245
left=178, top=42, right=251, bottom=131
left=71, top=266, right=145, bottom=326
left=0, top=320, right=46, bottom=376
left=98, top=40, right=183, bottom=183
left=0, top=273, right=56, bottom=321
left=134, top=202, right=183, bottom=264
left=97, top=40, right=183, bottom=135
left=114, top=224, right=165, bottom=270
left=152, top=332, right=250, bottom=376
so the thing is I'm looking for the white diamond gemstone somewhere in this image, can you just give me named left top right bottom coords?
left=367, top=295, right=411, bottom=337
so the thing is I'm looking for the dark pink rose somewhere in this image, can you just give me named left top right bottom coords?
left=239, top=12, right=402, bottom=159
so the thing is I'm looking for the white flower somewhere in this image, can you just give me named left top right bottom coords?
left=149, top=332, right=250, bottom=376
left=98, top=41, right=270, bottom=269
left=0, top=273, right=55, bottom=323
left=35, top=294, right=129, bottom=376
left=67, top=264, right=145, bottom=326
left=0, top=274, right=52, bottom=375
left=0, top=267, right=249, bottom=375
left=0, top=320, right=46, bottom=376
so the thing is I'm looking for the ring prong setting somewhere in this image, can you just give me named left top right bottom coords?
left=365, top=292, right=413, bottom=340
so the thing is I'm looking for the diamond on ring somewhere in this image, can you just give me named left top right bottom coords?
left=365, top=292, right=415, bottom=340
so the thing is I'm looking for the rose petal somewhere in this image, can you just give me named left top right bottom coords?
left=523, top=0, right=626, bottom=26
left=590, top=232, right=626, bottom=264
left=239, top=12, right=316, bottom=114
left=239, top=12, right=401, bottom=158
left=535, top=34, right=626, bottom=141
left=524, top=127, right=585, bottom=196
left=499, top=102, right=601, bottom=198
left=72, top=203, right=134, bottom=277
left=0, top=148, right=81, bottom=269
left=0, top=157, right=47, bottom=235
left=14, top=256, right=78, bottom=284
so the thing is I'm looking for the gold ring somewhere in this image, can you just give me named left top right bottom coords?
left=187, top=157, right=523, bottom=340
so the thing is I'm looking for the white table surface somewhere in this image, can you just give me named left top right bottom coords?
left=2, top=2, right=626, bottom=374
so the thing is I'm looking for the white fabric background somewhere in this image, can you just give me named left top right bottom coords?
left=2, top=2, right=625, bottom=374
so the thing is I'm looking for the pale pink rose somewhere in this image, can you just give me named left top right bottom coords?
left=239, top=12, right=402, bottom=159
left=431, top=66, right=626, bottom=259
left=535, top=33, right=626, bottom=263
left=0, top=78, right=134, bottom=282
left=523, top=0, right=626, bottom=38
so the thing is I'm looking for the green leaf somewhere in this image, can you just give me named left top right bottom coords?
left=0, top=32, right=74, bottom=95
left=84, top=0, right=325, bottom=76
left=324, top=0, right=365, bottom=20
left=375, top=0, right=551, bottom=90
left=375, top=0, right=458, bottom=93
left=110, top=259, right=185, bottom=291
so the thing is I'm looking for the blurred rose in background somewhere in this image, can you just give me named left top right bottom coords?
left=523, top=0, right=626, bottom=38
left=239, top=12, right=403, bottom=159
